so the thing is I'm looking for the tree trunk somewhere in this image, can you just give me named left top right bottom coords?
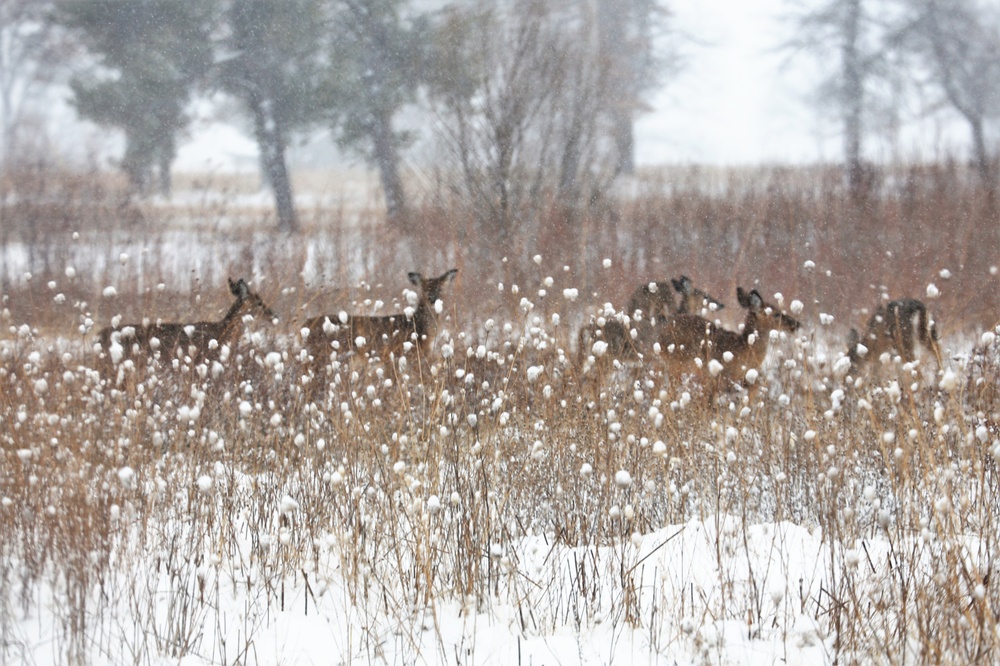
left=842, top=0, right=864, bottom=196
left=598, top=0, right=635, bottom=176
left=968, top=115, right=995, bottom=191
left=250, top=94, right=297, bottom=232
left=157, top=144, right=172, bottom=198
left=370, top=107, right=407, bottom=223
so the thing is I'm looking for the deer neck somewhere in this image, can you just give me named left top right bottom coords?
left=413, top=296, right=437, bottom=338
left=739, top=312, right=769, bottom=357
left=217, top=299, right=248, bottom=345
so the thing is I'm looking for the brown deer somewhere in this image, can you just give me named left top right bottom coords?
left=577, top=276, right=724, bottom=365
left=657, top=287, right=800, bottom=395
left=847, top=299, right=942, bottom=373
left=303, top=269, right=457, bottom=367
left=96, top=277, right=276, bottom=376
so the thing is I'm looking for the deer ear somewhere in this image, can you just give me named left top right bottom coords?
left=444, top=268, right=458, bottom=281
left=408, top=272, right=422, bottom=286
left=736, top=287, right=750, bottom=308
left=749, top=290, right=764, bottom=310
left=847, top=328, right=859, bottom=345
left=229, top=277, right=239, bottom=295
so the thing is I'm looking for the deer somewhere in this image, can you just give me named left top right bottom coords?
left=657, top=286, right=801, bottom=396
left=96, top=277, right=276, bottom=378
left=846, top=299, right=942, bottom=374
left=577, top=275, right=724, bottom=366
left=303, top=269, right=458, bottom=368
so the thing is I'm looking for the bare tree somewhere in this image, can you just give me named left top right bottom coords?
left=427, top=0, right=667, bottom=248
left=906, top=0, right=1000, bottom=189
left=783, top=0, right=903, bottom=195
left=0, top=0, right=66, bottom=166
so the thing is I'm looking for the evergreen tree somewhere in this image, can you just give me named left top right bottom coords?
left=323, top=0, right=427, bottom=223
left=218, top=0, right=327, bottom=232
left=59, top=0, right=216, bottom=196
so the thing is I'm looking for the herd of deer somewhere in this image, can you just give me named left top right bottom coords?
left=94, top=269, right=944, bottom=395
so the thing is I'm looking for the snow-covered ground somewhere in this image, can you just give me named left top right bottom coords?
left=7, top=516, right=842, bottom=665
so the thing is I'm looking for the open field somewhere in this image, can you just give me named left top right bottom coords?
left=2, top=164, right=1000, bottom=664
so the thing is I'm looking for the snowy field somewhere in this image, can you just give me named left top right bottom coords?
left=2, top=280, right=999, bottom=664
left=3, top=160, right=1000, bottom=665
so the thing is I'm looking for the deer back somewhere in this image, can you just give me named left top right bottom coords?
left=305, top=269, right=457, bottom=364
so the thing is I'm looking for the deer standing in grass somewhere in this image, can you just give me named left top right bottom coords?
left=657, top=287, right=800, bottom=396
left=303, top=269, right=458, bottom=368
left=97, top=277, right=276, bottom=378
left=847, top=299, right=942, bottom=373
left=578, top=275, right=724, bottom=366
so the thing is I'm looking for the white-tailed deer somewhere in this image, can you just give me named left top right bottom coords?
left=303, top=269, right=457, bottom=366
left=657, top=287, right=800, bottom=395
left=97, top=277, right=276, bottom=374
left=577, top=276, right=724, bottom=365
left=847, top=299, right=942, bottom=373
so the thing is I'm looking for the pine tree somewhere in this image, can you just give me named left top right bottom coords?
left=59, top=0, right=216, bottom=196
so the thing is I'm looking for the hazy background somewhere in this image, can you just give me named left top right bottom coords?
left=8, top=0, right=982, bottom=173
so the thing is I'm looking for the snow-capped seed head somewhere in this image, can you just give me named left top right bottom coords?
left=592, top=340, right=609, bottom=357
left=393, top=461, right=406, bottom=474
left=279, top=495, right=299, bottom=515
left=745, top=368, right=759, bottom=385
left=118, top=466, right=135, bottom=487
left=526, top=365, right=544, bottom=382
left=614, top=470, right=632, bottom=488
left=427, top=494, right=441, bottom=513
left=580, top=463, right=593, bottom=478
left=770, top=584, right=785, bottom=605
left=602, top=258, right=612, bottom=268
left=803, top=260, right=815, bottom=270
left=562, top=288, right=579, bottom=301
left=939, top=369, right=958, bottom=392
left=790, top=299, right=804, bottom=314
left=926, top=283, right=940, bottom=299
left=197, top=475, right=214, bottom=493
left=533, top=254, right=542, bottom=265
left=103, top=286, right=117, bottom=299
left=652, top=440, right=667, bottom=455
left=708, top=359, right=724, bottom=376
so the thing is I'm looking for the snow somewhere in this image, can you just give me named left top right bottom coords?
left=3, top=511, right=930, bottom=665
